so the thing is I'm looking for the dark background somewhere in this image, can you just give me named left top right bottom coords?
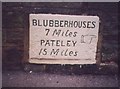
left=2, top=2, right=118, bottom=70
left=2, top=2, right=119, bottom=87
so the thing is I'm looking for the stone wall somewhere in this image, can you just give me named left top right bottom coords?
left=2, top=2, right=118, bottom=71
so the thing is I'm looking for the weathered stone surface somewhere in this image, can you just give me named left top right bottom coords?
left=2, top=2, right=118, bottom=72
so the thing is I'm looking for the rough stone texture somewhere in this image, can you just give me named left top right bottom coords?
left=2, top=2, right=118, bottom=71
left=2, top=71, right=118, bottom=87
left=2, top=3, right=119, bottom=88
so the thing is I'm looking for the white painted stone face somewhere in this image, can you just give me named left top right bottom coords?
left=29, top=14, right=99, bottom=64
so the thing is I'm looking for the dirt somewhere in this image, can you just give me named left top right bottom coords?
left=2, top=70, right=118, bottom=87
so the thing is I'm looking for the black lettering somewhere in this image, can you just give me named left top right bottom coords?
left=78, top=21, right=82, bottom=28
left=69, top=51, right=73, bottom=56
left=32, top=19, right=37, bottom=26
left=67, top=40, right=71, bottom=46
left=61, top=31, right=64, bottom=36
left=49, top=20, right=54, bottom=27
left=65, top=30, right=69, bottom=37
left=73, top=32, right=77, bottom=37
left=45, top=29, right=50, bottom=36
left=60, top=20, right=64, bottom=27
left=87, top=21, right=91, bottom=28
left=69, top=21, right=73, bottom=27
left=72, top=41, right=77, bottom=46
left=61, top=50, right=64, bottom=56
left=50, top=49, right=59, bottom=55
left=43, top=48, right=47, bottom=55
left=43, top=20, right=48, bottom=27
left=41, top=40, right=45, bottom=46
left=52, top=29, right=61, bottom=36
left=45, top=40, right=50, bottom=46
left=55, top=20, right=59, bottom=27
left=69, top=32, right=72, bottom=37
left=74, top=51, right=78, bottom=56
left=64, top=49, right=68, bottom=56
left=51, top=40, right=55, bottom=46
left=64, top=21, right=69, bottom=27
left=61, top=41, right=65, bottom=46
left=56, top=40, right=60, bottom=46
left=91, top=21, right=96, bottom=28
left=83, top=21, right=87, bottom=28
left=74, top=21, right=78, bottom=28
left=39, top=48, right=42, bottom=55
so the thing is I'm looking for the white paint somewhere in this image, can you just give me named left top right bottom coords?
left=29, top=14, right=99, bottom=64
